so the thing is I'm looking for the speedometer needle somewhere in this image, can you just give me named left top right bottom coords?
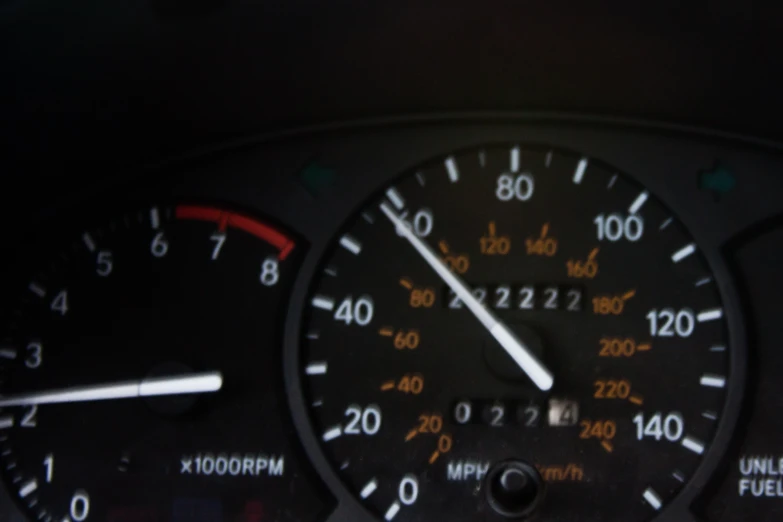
left=0, top=371, right=223, bottom=407
left=380, top=202, right=554, bottom=391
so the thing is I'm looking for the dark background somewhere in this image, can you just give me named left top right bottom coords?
left=3, top=2, right=783, bottom=174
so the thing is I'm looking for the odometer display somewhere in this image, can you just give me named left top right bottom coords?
left=301, top=146, right=731, bottom=522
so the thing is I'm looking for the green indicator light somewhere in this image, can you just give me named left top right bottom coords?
left=699, top=165, right=736, bottom=195
left=300, top=162, right=336, bottom=196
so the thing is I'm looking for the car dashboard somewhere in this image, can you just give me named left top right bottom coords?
left=3, top=4, right=783, bottom=522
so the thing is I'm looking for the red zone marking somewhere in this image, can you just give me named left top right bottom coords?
left=175, top=205, right=295, bottom=260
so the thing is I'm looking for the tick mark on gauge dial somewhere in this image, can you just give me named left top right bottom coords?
left=150, top=207, right=161, bottom=230
left=681, top=436, right=706, bottom=455
left=671, top=243, right=696, bottom=263
left=385, top=188, right=406, bottom=210
left=572, top=158, right=588, bottom=184
left=311, top=296, right=335, bottom=311
left=697, top=308, right=723, bottom=322
left=642, top=488, right=662, bottom=510
left=510, top=147, right=520, bottom=173
left=339, top=235, right=362, bottom=255
left=28, top=283, right=46, bottom=298
left=700, top=374, right=726, bottom=388
left=81, top=232, right=96, bottom=252
left=118, top=453, right=131, bottom=472
left=445, top=156, right=459, bottom=182
left=18, top=479, right=37, bottom=498
left=305, top=362, right=328, bottom=375
left=659, top=217, right=674, bottom=230
left=628, top=191, right=649, bottom=214
left=360, top=479, right=378, bottom=498
left=322, top=426, right=342, bottom=442
left=384, top=501, right=401, bottom=521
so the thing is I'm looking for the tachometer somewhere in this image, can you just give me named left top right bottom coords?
left=0, top=204, right=329, bottom=522
left=300, top=146, right=733, bottom=521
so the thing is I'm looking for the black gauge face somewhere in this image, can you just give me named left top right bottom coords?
left=0, top=205, right=329, bottom=522
left=301, top=146, right=731, bottom=522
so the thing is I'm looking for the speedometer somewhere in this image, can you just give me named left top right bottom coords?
left=299, top=145, right=735, bottom=521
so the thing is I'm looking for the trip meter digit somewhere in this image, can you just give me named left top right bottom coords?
left=0, top=204, right=329, bottom=522
left=301, top=146, right=732, bottom=521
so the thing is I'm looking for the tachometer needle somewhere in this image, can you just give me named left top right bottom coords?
left=380, top=202, right=554, bottom=391
left=0, top=371, right=223, bottom=407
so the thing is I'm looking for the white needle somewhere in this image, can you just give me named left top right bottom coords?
left=0, top=371, right=223, bottom=407
left=380, top=202, right=554, bottom=391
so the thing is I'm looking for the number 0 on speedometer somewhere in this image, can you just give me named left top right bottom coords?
left=301, top=146, right=733, bottom=522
